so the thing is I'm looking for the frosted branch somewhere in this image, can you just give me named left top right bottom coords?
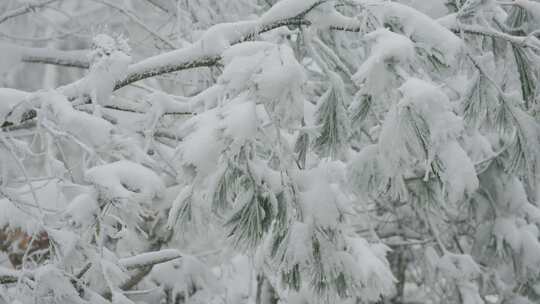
left=119, top=249, right=182, bottom=270
left=449, top=23, right=539, bottom=49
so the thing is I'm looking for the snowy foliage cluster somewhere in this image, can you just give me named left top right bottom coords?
left=1, top=0, right=540, bottom=303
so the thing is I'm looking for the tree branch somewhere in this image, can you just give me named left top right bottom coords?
left=119, top=249, right=182, bottom=270
left=9, top=2, right=351, bottom=92
left=9, top=1, right=356, bottom=125
left=114, top=55, right=220, bottom=90
left=448, top=23, right=538, bottom=49
left=111, top=18, right=311, bottom=91
left=19, top=45, right=90, bottom=68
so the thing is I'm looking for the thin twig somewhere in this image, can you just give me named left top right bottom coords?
left=92, top=0, right=177, bottom=49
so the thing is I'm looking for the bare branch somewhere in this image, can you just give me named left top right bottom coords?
left=143, top=0, right=176, bottom=16
left=0, top=42, right=89, bottom=68
left=0, top=0, right=60, bottom=24
left=20, top=46, right=89, bottom=68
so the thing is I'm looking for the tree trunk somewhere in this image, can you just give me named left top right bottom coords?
left=256, top=274, right=279, bottom=304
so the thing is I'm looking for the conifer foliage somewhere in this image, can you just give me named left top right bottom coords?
left=1, top=0, right=540, bottom=303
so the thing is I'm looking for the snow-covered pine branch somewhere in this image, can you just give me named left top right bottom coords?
left=1, top=0, right=540, bottom=303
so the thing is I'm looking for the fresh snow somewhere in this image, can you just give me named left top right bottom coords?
left=353, top=28, right=415, bottom=95
left=85, top=160, right=165, bottom=201
left=515, top=0, right=540, bottom=20
left=259, top=0, right=322, bottom=24
left=41, top=91, right=114, bottom=147
left=0, top=88, right=30, bottom=125
left=371, top=2, right=463, bottom=63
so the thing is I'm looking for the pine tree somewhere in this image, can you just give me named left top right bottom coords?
left=1, top=1, right=540, bottom=304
